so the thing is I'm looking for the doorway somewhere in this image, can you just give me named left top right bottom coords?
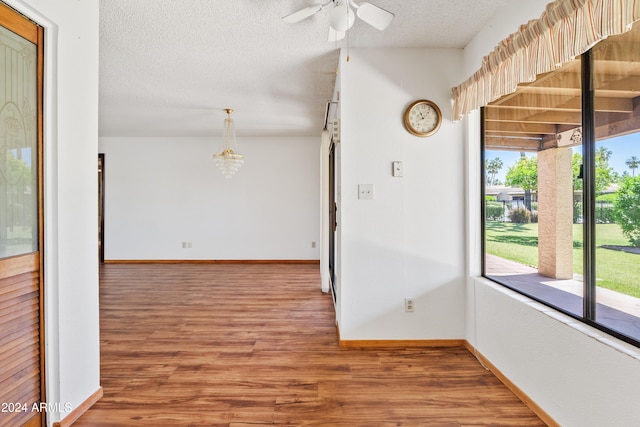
left=328, top=141, right=337, bottom=302
left=98, top=154, right=104, bottom=264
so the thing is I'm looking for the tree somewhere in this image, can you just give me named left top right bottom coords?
left=2, top=149, right=32, bottom=187
left=613, top=175, right=640, bottom=246
left=505, top=155, right=537, bottom=211
left=596, top=147, right=619, bottom=193
left=485, top=157, right=503, bottom=185
left=571, top=147, right=617, bottom=195
left=597, top=146, right=612, bottom=162
left=626, top=155, right=640, bottom=176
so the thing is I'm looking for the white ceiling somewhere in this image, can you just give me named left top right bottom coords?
left=99, top=0, right=508, bottom=138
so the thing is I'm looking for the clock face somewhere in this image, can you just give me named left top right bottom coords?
left=404, top=100, right=442, bottom=137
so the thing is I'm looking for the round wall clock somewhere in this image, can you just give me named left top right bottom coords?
left=403, top=99, right=442, bottom=137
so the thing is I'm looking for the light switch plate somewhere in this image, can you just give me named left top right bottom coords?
left=358, top=184, right=374, bottom=200
left=392, top=161, right=403, bottom=177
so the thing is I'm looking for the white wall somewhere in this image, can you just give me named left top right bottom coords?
left=472, top=279, right=640, bottom=426
left=99, top=137, right=320, bottom=260
left=463, top=2, right=640, bottom=426
left=461, top=0, right=550, bottom=78
left=5, top=0, right=101, bottom=425
left=336, top=48, right=466, bottom=340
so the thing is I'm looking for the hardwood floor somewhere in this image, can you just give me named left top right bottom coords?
left=74, top=263, right=545, bottom=426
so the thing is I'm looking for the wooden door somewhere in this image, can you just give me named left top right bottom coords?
left=0, top=3, right=44, bottom=427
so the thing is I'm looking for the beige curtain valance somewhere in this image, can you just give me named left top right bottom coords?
left=452, top=0, right=640, bottom=120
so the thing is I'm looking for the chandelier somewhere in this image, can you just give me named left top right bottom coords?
left=213, top=108, right=244, bottom=178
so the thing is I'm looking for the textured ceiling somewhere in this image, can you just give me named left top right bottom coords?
left=99, top=0, right=509, bottom=138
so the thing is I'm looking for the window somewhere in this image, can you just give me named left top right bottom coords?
left=0, top=24, right=39, bottom=259
left=483, top=21, right=640, bottom=347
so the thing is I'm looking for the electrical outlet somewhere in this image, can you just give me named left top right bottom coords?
left=405, top=297, right=415, bottom=312
left=358, top=184, right=374, bottom=200
left=311, top=241, right=316, bottom=248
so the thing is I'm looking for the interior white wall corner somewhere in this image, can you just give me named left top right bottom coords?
left=463, top=109, right=482, bottom=346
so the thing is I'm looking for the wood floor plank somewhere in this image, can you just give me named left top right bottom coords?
left=74, top=264, right=546, bottom=426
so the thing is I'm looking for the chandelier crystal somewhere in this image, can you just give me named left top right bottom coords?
left=213, top=108, right=244, bottom=178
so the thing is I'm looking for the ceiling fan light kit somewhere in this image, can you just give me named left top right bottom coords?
left=328, top=2, right=355, bottom=32
left=283, top=0, right=394, bottom=41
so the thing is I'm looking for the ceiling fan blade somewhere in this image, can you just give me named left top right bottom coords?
left=356, top=2, right=394, bottom=31
left=282, top=3, right=324, bottom=23
left=328, top=26, right=345, bottom=42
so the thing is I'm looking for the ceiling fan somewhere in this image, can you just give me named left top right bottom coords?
left=283, top=0, right=394, bottom=42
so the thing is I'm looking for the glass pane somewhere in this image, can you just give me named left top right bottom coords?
left=591, top=21, right=640, bottom=341
left=484, top=58, right=584, bottom=317
left=0, top=26, right=38, bottom=259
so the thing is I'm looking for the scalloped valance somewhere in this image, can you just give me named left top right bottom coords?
left=452, top=0, right=640, bottom=120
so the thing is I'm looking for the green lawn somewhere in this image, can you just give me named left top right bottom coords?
left=485, top=222, right=640, bottom=298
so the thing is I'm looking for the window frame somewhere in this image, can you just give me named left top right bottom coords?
left=481, top=48, right=640, bottom=349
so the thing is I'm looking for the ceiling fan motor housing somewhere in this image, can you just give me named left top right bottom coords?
left=329, top=0, right=356, bottom=32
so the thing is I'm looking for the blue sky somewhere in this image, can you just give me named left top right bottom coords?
left=486, top=133, right=640, bottom=183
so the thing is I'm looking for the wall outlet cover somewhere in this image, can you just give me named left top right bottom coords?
left=358, top=184, right=374, bottom=200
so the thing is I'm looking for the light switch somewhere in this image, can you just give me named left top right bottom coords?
left=358, top=184, right=374, bottom=200
left=392, top=161, right=403, bottom=177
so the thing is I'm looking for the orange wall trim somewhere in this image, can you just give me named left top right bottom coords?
left=104, top=259, right=320, bottom=265
left=463, top=342, right=559, bottom=427
left=339, top=339, right=466, bottom=349
left=52, top=387, right=103, bottom=427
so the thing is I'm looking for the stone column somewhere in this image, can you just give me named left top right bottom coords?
left=537, top=147, right=574, bottom=279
